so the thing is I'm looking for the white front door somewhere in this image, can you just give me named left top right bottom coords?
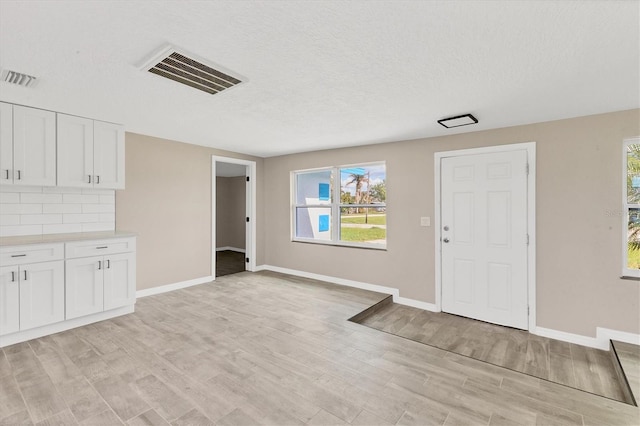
left=441, top=149, right=529, bottom=329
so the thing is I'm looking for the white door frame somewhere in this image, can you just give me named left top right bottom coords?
left=211, top=156, right=257, bottom=278
left=434, top=142, right=537, bottom=331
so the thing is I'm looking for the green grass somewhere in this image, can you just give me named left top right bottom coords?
left=341, top=214, right=386, bottom=225
left=340, top=226, right=386, bottom=242
left=629, top=248, right=640, bottom=269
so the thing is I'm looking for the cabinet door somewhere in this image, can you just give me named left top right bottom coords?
left=65, top=256, right=104, bottom=320
left=104, top=252, right=135, bottom=310
left=57, top=114, right=94, bottom=188
left=13, top=105, right=56, bottom=186
left=94, top=121, right=124, bottom=189
left=0, top=266, right=19, bottom=336
left=0, top=102, right=13, bottom=184
left=19, top=261, right=64, bottom=330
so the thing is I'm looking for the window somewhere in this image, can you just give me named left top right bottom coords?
left=624, top=138, right=640, bottom=277
left=292, top=163, right=386, bottom=249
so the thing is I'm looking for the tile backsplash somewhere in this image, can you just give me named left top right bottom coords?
left=0, top=186, right=115, bottom=237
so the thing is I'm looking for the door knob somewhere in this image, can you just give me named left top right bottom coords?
left=443, top=238, right=450, bottom=243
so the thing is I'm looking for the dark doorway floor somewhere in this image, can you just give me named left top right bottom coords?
left=215, top=250, right=245, bottom=277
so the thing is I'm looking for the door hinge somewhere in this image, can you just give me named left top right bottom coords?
left=528, top=306, right=530, bottom=316
left=246, top=176, right=250, bottom=182
left=245, top=257, right=249, bottom=263
left=526, top=234, right=530, bottom=245
left=246, top=217, right=250, bottom=222
left=526, top=163, right=530, bottom=175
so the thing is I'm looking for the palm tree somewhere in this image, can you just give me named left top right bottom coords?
left=627, top=144, right=640, bottom=253
left=345, top=173, right=369, bottom=205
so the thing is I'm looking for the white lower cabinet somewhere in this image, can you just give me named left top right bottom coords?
left=103, top=252, right=136, bottom=310
left=65, top=250, right=135, bottom=319
left=65, top=256, right=104, bottom=320
left=19, top=261, right=65, bottom=330
left=0, top=236, right=136, bottom=346
left=0, top=266, right=20, bottom=335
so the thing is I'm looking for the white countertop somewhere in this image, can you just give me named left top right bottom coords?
left=0, top=231, right=137, bottom=247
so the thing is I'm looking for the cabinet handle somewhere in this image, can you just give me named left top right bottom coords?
left=3, top=170, right=8, bottom=180
left=11, top=271, right=15, bottom=282
left=23, top=270, right=27, bottom=280
left=98, top=260, right=102, bottom=270
left=96, top=246, right=108, bottom=249
left=96, top=175, right=100, bottom=184
left=106, top=259, right=110, bottom=269
left=17, top=170, right=21, bottom=180
left=11, top=254, right=26, bottom=257
left=88, top=175, right=92, bottom=184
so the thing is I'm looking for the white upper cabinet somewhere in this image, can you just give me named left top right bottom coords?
left=2, top=104, right=56, bottom=186
left=0, top=102, right=13, bottom=183
left=57, top=113, right=94, bottom=188
left=94, top=121, right=125, bottom=189
left=57, top=114, right=124, bottom=190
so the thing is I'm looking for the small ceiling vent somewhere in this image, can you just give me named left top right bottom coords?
left=140, top=45, right=244, bottom=96
left=1, top=69, right=37, bottom=88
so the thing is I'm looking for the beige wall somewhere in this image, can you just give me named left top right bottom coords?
left=116, top=133, right=262, bottom=291
left=263, top=109, right=640, bottom=337
left=216, top=176, right=246, bottom=250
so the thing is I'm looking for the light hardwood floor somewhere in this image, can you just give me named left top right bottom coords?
left=614, top=341, right=640, bottom=405
left=354, top=300, right=632, bottom=405
left=1, top=271, right=639, bottom=425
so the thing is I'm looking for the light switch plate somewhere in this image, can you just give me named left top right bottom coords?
left=420, top=217, right=430, bottom=227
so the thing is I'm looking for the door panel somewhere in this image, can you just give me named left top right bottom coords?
left=0, top=266, right=19, bottom=336
left=12, top=105, right=56, bottom=186
left=94, top=121, right=124, bottom=189
left=65, top=256, right=104, bottom=319
left=104, top=252, right=135, bottom=310
left=19, top=261, right=64, bottom=330
left=441, top=150, right=528, bottom=329
left=57, top=114, right=94, bottom=188
left=0, top=102, right=13, bottom=184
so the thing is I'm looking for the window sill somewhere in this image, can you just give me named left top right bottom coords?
left=292, top=238, right=387, bottom=251
left=620, top=275, right=640, bottom=281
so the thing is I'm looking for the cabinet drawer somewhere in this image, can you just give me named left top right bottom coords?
left=65, top=237, right=136, bottom=259
left=0, top=243, right=64, bottom=266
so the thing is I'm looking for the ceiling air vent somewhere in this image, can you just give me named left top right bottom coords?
left=1, top=69, right=37, bottom=88
left=140, top=45, right=244, bottom=96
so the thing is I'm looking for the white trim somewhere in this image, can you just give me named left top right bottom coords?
left=212, top=156, right=257, bottom=278
left=0, top=305, right=134, bottom=348
left=216, top=246, right=246, bottom=253
left=136, top=276, right=213, bottom=298
left=533, top=326, right=640, bottom=350
left=598, top=327, right=640, bottom=346
left=532, top=326, right=608, bottom=350
left=434, top=142, right=537, bottom=331
left=622, top=137, right=640, bottom=277
left=257, top=264, right=437, bottom=311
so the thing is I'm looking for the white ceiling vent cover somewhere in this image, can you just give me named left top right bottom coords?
left=140, top=45, right=244, bottom=96
left=1, top=69, right=37, bottom=88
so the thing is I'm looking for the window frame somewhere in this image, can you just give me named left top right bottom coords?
left=623, top=137, right=640, bottom=278
left=291, top=162, right=387, bottom=250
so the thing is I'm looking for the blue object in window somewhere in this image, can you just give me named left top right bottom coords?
left=633, top=176, right=640, bottom=188
left=319, top=183, right=330, bottom=201
left=318, top=214, right=329, bottom=232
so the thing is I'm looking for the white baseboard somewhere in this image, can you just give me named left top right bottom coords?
left=532, top=326, right=608, bottom=350
left=395, top=296, right=439, bottom=313
left=216, top=246, right=246, bottom=253
left=257, top=264, right=439, bottom=313
left=0, top=305, right=134, bottom=348
left=598, top=327, right=640, bottom=346
left=533, top=327, right=640, bottom=351
left=136, top=276, right=214, bottom=298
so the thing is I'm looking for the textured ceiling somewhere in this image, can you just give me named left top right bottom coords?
left=0, top=1, right=638, bottom=157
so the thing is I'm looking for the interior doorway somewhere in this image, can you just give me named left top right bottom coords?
left=212, top=156, right=256, bottom=278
